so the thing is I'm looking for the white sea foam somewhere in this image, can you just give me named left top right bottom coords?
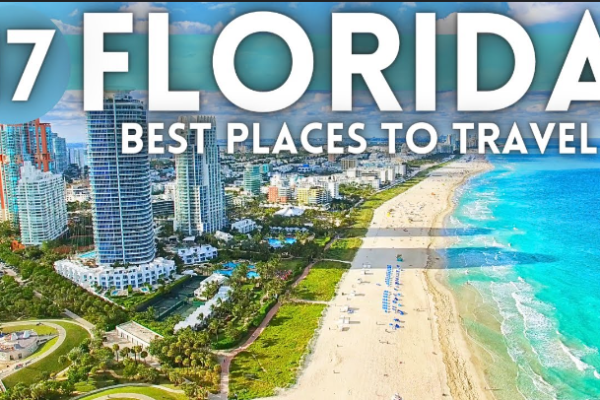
left=558, top=339, right=591, bottom=372
left=488, top=280, right=557, bottom=400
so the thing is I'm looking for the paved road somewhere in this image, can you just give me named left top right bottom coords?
left=0, top=321, right=66, bottom=379
left=218, top=239, right=336, bottom=398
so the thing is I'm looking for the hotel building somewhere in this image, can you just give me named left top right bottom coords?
left=177, top=244, right=218, bottom=265
left=174, top=115, right=227, bottom=235
left=54, top=257, right=176, bottom=290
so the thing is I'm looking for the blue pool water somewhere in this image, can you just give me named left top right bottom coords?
left=268, top=237, right=297, bottom=247
left=216, top=262, right=259, bottom=279
left=78, top=250, right=96, bottom=259
left=445, top=152, right=600, bottom=399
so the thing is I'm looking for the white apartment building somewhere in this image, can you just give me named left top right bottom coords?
left=231, top=219, right=257, bottom=234
left=17, top=162, right=68, bottom=245
left=54, top=257, right=176, bottom=290
left=215, top=230, right=233, bottom=242
left=65, top=186, right=91, bottom=203
left=177, top=244, right=218, bottom=265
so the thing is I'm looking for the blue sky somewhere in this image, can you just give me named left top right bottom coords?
left=13, top=2, right=600, bottom=142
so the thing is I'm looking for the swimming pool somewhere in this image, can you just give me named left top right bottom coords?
left=268, top=237, right=297, bottom=247
left=215, top=262, right=259, bottom=279
left=78, top=250, right=97, bottom=259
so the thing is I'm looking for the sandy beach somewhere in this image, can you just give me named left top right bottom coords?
left=264, top=157, right=493, bottom=400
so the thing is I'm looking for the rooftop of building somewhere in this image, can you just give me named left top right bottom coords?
left=116, top=321, right=163, bottom=344
left=55, top=257, right=175, bottom=274
left=0, top=330, right=38, bottom=352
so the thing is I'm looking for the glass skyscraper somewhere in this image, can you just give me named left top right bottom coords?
left=174, top=115, right=227, bottom=236
left=243, top=164, right=262, bottom=195
left=52, top=134, right=68, bottom=174
left=87, top=92, right=155, bottom=266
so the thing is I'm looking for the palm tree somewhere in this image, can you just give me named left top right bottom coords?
left=112, top=344, right=120, bottom=362
left=120, top=347, right=130, bottom=360
left=140, top=350, right=149, bottom=364
left=133, top=345, right=143, bottom=363
left=208, top=319, right=219, bottom=341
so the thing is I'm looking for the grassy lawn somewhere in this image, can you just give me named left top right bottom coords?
left=323, top=237, right=362, bottom=262
left=2, top=324, right=57, bottom=335
left=279, top=258, right=306, bottom=273
left=313, top=236, right=331, bottom=248
left=292, top=261, right=350, bottom=301
left=77, top=386, right=186, bottom=400
left=3, top=320, right=90, bottom=388
left=229, top=303, right=326, bottom=400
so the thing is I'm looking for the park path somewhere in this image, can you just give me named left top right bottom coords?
left=70, top=383, right=184, bottom=399
left=93, top=394, right=154, bottom=400
left=288, top=299, right=329, bottom=305
left=0, top=321, right=66, bottom=379
left=217, top=239, right=336, bottom=399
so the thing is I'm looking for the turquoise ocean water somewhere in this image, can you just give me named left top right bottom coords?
left=445, top=151, right=600, bottom=400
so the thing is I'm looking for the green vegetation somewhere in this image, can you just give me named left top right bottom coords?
left=148, top=329, right=220, bottom=392
left=0, top=276, right=62, bottom=321
left=0, top=228, right=129, bottom=330
left=292, top=261, right=350, bottom=301
left=406, top=152, right=449, bottom=168
left=77, top=385, right=186, bottom=400
left=323, top=237, right=363, bottom=262
left=229, top=303, right=325, bottom=400
left=110, top=276, right=191, bottom=311
left=2, top=321, right=89, bottom=388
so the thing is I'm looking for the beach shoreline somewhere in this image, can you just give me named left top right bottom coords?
left=424, top=159, right=495, bottom=400
left=262, top=156, right=494, bottom=400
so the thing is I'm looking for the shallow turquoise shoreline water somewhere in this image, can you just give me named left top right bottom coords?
left=444, top=153, right=600, bottom=400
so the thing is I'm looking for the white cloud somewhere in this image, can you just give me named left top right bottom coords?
left=119, top=2, right=167, bottom=32
left=52, top=19, right=82, bottom=35
left=69, top=9, right=79, bottom=17
left=169, top=21, right=212, bottom=34
left=437, top=12, right=457, bottom=34
left=213, top=21, right=224, bottom=34
left=208, top=2, right=237, bottom=10
left=332, top=3, right=346, bottom=12
left=508, top=2, right=592, bottom=26
left=119, top=2, right=167, bottom=18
